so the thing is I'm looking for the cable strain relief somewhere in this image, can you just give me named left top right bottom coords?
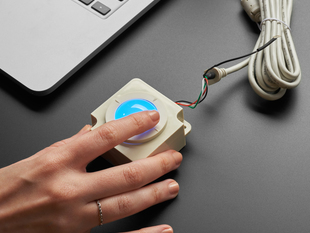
left=206, top=67, right=227, bottom=85
left=240, top=0, right=261, bottom=23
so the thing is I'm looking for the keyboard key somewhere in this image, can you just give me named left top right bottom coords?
left=91, top=2, right=111, bottom=16
left=79, top=0, right=94, bottom=5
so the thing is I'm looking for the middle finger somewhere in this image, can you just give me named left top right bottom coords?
left=84, top=150, right=182, bottom=201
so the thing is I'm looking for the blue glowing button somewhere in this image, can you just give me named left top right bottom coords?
left=115, top=99, right=158, bottom=120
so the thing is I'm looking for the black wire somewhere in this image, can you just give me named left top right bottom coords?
left=176, top=36, right=279, bottom=108
left=208, top=51, right=256, bottom=72
left=204, top=36, right=279, bottom=77
left=176, top=100, right=192, bottom=104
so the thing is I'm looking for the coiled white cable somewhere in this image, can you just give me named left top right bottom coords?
left=211, top=0, right=301, bottom=101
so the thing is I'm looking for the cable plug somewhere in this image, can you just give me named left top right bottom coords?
left=240, top=0, right=261, bottom=23
left=204, top=67, right=227, bottom=85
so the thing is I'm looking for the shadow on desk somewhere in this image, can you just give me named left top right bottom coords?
left=0, top=70, right=77, bottom=111
left=204, top=75, right=297, bottom=119
left=244, top=82, right=298, bottom=119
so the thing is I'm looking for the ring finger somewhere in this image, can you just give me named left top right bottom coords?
left=85, top=179, right=179, bottom=228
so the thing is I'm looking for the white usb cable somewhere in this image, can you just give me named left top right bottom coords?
left=208, top=0, right=301, bottom=100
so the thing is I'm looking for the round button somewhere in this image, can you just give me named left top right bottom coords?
left=105, top=93, right=168, bottom=143
left=115, top=99, right=158, bottom=120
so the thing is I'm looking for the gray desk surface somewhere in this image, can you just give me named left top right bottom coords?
left=1, top=0, right=310, bottom=232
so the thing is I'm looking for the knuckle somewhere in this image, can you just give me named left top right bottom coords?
left=41, top=154, right=64, bottom=172
left=159, top=156, right=171, bottom=174
left=98, top=124, right=118, bottom=144
left=45, top=177, right=81, bottom=202
left=130, top=114, right=145, bottom=131
left=116, top=195, right=133, bottom=215
left=151, top=186, right=161, bottom=204
left=123, top=165, right=144, bottom=186
left=49, top=183, right=78, bottom=201
left=50, top=139, right=69, bottom=148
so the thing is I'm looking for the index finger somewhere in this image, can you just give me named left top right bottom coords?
left=60, top=110, right=160, bottom=168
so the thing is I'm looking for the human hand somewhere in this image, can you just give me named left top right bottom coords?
left=0, top=111, right=182, bottom=233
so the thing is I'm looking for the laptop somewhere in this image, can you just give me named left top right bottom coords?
left=0, top=0, right=160, bottom=95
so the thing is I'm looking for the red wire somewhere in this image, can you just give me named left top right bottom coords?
left=176, top=78, right=208, bottom=107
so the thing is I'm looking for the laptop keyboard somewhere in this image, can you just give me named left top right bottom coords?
left=76, top=0, right=127, bottom=18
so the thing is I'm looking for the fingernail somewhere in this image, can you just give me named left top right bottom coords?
left=162, top=227, right=173, bottom=233
left=169, top=181, right=179, bottom=196
left=148, top=110, right=160, bottom=122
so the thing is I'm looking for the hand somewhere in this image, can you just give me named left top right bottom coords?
left=0, top=111, right=182, bottom=233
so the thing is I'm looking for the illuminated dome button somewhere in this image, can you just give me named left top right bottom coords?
left=105, top=93, right=168, bottom=143
left=115, top=99, right=158, bottom=120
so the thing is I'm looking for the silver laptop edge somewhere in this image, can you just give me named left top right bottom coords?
left=0, top=0, right=160, bottom=95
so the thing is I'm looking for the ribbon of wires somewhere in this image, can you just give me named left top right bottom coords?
left=175, top=77, right=208, bottom=109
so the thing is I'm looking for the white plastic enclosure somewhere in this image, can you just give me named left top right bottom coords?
left=91, top=78, right=191, bottom=165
